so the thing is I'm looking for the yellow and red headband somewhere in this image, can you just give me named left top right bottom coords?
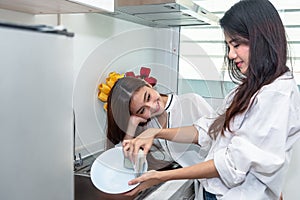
left=98, top=67, right=157, bottom=111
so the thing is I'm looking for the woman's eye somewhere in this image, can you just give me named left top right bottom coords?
left=233, top=44, right=240, bottom=48
left=147, top=94, right=150, bottom=101
left=139, top=108, right=145, bottom=115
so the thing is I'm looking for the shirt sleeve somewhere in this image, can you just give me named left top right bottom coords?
left=193, top=91, right=233, bottom=148
left=179, top=93, right=214, bottom=124
left=214, top=88, right=293, bottom=188
left=193, top=116, right=214, bottom=148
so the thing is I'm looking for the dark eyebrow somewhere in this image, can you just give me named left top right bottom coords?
left=229, top=37, right=249, bottom=45
left=144, top=91, right=147, bottom=102
left=135, top=91, right=147, bottom=114
left=228, top=38, right=237, bottom=44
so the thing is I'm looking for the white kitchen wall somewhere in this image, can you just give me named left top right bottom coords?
left=62, top=14, right=149, bottom=158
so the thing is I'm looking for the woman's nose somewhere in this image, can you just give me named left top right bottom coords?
left=228, top=48, right=237, bottom=60
left=145, top=102, right=155, bottom=111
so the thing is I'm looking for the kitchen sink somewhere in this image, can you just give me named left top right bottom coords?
left=74, top=152, right=194, bottom=200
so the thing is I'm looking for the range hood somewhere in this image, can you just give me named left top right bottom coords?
left=103, top=0, right=219, bottom=28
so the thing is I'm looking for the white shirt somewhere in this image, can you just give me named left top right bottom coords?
left=194, top=72, right=300, bottom=200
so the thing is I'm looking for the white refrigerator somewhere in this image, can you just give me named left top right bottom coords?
left=0, top=22, right=74, bottom=200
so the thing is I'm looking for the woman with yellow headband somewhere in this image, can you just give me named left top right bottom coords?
left=102, top=75, right=214, bottom=199
left=105, top=76, right=213, bottom=169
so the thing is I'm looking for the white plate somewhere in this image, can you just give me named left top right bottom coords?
left=91, top=147, right=148, bottom=194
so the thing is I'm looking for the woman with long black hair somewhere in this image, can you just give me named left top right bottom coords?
left=123, top=0, right=300, bottom=199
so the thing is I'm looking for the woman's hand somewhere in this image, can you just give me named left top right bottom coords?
left=123, top=170, right=164, bottom=197
left=123, top=128, right=161, bottom=157
left=125, top=115, right=147, bottom=139
left=128, top=170, right=163, bottom=186
left=129, top=115, right=147, bottom=127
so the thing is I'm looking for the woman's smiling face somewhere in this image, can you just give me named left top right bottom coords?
left=225, top=34, right=250, bottom=74
left=129, top=86, right=164, bottom=120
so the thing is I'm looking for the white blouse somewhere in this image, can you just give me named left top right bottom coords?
left=194, top=72, right=300, bottom=200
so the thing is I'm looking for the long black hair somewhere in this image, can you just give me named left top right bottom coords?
left=106, top=77, right=149, bottom=149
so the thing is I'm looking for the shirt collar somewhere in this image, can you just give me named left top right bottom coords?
left=165, top=93, right=174, bottom=111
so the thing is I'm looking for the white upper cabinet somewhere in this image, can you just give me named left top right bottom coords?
left=0, top=0, right=113, bottom=14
